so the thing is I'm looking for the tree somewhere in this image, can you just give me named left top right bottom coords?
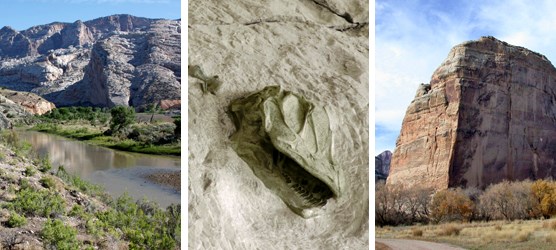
left=173, top=117, right=181, bottom=139
left=109, top=106, right=135, bottom=133
left=479, top=180, right=538, bottom=220
left=531, top=179, right=556, bottom=218
left=430, top=188, right=474, bottom=223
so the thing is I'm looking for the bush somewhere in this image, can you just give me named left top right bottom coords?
left=41, top=219, right=80, bottom=249
left=375, top=183, right=433, bottom=226
left=93, top=194, right=179, bottom=249
left=532, top=179, right=556, bottom=218
left=6, top=187, right=65, bottom=217
left=24, top=166, right=35, bottom=177
left=6, top=212, right=26, bottom=228
left=40, top=176, right=56, bottom=189
left=109, top=106, right=135, bottom=134
left=411, top=228, right=423, bottom=237
left=38, top=156, right=52, bottom=173
left=479, top=180, right=538, bottom=220
left=431, top=188, right=474, bottom=223
left=437, top=224, right=462, bottom=236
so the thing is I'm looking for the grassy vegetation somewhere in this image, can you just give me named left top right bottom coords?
left=31, top=106, right=181, bottom=156
left=0, top=128, right=181, bottom=249
left=376, top=219, right=556, bottom=249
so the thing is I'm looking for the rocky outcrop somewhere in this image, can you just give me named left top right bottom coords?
left=0, top=88, right=55, bottom=115
left=0, top=15, right=180, bottom=110
left=389, top=36, right=556, bottom=190
left=375, top=150, right=392, bottom=181
left=188, top=0, right=368, bottom=249
left=0, top=93, right=33, bottom=129
left=159, top=99, right=180, bottom=110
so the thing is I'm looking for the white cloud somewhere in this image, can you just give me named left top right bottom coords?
left=375, top=0, right=556, bottom=153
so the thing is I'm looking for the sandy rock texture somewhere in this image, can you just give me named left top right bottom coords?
left=389, top=36, right=556, bottom=190
left=0, top=15, right=180, bottom=110
left=0, top=89, right=55, bottom=115
left=188, top=0, right=368, bottom=249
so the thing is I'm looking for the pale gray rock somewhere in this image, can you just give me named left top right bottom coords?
left=0, top=15, right=180, bottom=110
left=188, top=0, right=368, bottom=249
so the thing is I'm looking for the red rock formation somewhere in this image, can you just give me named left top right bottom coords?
left=159, top=99, right=180, bottom=110
left=388, top=36, right=556, bottom=190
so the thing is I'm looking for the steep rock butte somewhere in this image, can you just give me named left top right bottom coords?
left=388, top=36, right=556, bottom=190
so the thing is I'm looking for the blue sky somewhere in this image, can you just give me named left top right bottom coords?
left=375, top=0, right=556, bottom=155
left=0, top=0, right=180, bottom=31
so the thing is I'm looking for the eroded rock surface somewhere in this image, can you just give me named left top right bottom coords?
left=0, top=15, right=180, bottom=110
left=389, top=36, right=556, bottom=190
left=0, top=89, right=55, bottom=115
left=188, top=0, right=368, bottom=249
left=375, top=150, right=392, bottom=181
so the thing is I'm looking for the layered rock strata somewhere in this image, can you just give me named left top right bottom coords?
left=0, top=15, right=180, bottom=110
left=389, top=36, right=556, bottom=190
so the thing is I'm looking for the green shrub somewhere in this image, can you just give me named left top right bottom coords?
left=68, top=205, right=85, bottom=218
left=38, top=156, right=52, bottom=172
left=6, top=187, right=65, bottom=217
left=6, top=212, right=26, bottom=228
left=40, top=176, right=56, bottom=189
left=41, top=219, right=80, bottom=250
left=55, top=166, right=104, bottom=198
left=24, top=166, right=35, bottom=177
left=93, top=194, right=179, bottom=249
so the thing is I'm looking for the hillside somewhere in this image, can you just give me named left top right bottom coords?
left=0, top=14, right=180, bottom=111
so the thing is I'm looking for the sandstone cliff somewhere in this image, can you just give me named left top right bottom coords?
left=0, top=15, right=180, bottom=110
left=389, top=36, right=556, bottom=190
left=188, top=0, right=368, bottom=249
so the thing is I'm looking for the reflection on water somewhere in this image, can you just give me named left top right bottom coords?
left=17, top=130, right=181, bottom=207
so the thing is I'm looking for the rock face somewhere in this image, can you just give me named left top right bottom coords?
left=375, top=150, right=392, bottom=181
left=0, top=88, right=55, bottom=115
left=0, top=15, right=180, bottom=110
left=0, top=92, right=33, bottom=129
left=188, top=0, right=368, bottom=249
left=389, top=36, right=556, bottom=190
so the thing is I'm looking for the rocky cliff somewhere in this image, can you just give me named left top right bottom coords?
left=188, top=0, right=368, bottom=249
left=389, top=36, right=556, bottom=190
left=0, top=15, right=180, bottom=110
left=375, top=150, right=392, bottom=181
left=0, top=89, right=55, bottom=115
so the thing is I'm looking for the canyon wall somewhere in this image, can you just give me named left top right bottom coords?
left=0, top=15, right=180, bottom=110
left=389, top=36, right=556, bottom=190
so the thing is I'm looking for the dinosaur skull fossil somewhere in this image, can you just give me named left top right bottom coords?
left=229, top=86, right=343, bottom=218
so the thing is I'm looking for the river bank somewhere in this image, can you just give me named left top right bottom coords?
left=17, top=130, right=181, bottom=207
left=0, top=130, right=180, bottom=249
left=29, top=121, right=180, bottom=156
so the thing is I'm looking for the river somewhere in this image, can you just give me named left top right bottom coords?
left=17, top=130, right=181, bottom=208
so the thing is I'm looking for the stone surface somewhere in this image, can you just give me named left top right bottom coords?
left=388, top=36, right=556, bottom=190
left=0, top=15, right=180, bottom=110
left=188, top=0, right=368, bottom=249
left=0, top=88, right=55, bottom=115
left=0, top=92, right=33, bottom=129
left=375, top=150, right=392, bottom=181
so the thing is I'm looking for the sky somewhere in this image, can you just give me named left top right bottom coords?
left=0, top=0, right=180, bottom=31
left=375, top=0, right=556, bottom=155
